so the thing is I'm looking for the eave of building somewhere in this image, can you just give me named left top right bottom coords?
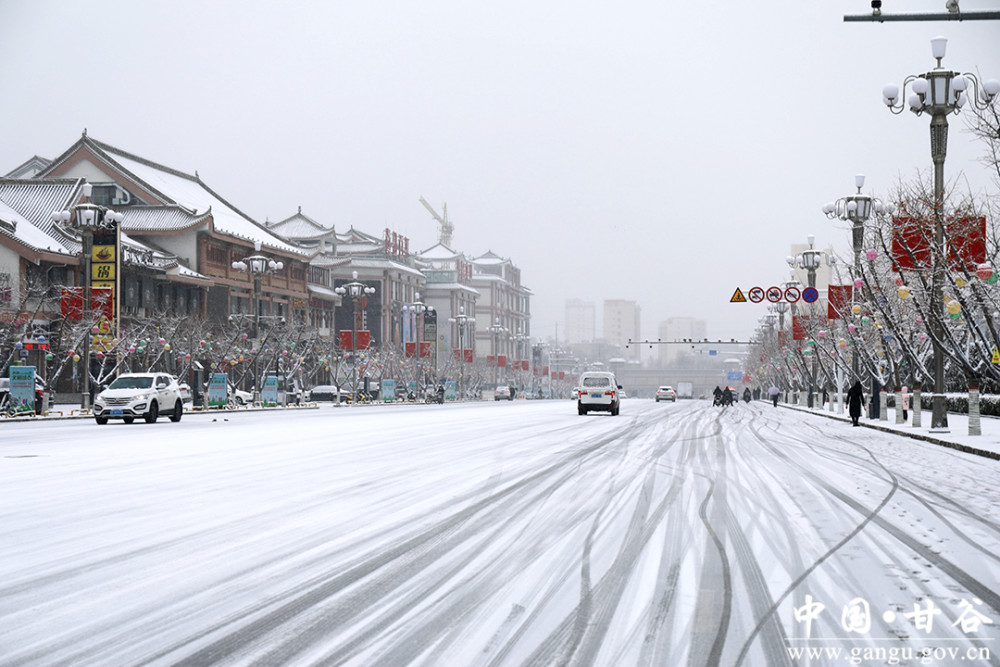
left=420, top=283, right=480, bottom=298
left=41, top=134, right=308, bottom=258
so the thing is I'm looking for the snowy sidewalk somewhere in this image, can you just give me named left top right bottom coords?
left=777, top=399, right=1000, bottom=461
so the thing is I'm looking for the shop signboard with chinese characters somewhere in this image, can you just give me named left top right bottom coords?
left=91, top=223, right=120, bottom=344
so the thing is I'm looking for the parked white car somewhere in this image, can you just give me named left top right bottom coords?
left=94, top=372, right=184, bottom=424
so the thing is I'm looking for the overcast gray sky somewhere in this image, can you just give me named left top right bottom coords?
left=2, top=1, right=998, bottom=344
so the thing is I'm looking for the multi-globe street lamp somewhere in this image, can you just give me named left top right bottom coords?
left=335, top=271, right=376, bottom=402
left=448, top=306, right=474, bottom=400
left=51, top=182, right=125, bottom=409
left=406, top=293, right=435, bottom=388
left=789, top=235, right=828, bottom=407
left=881, top=36, right=999, bottom=430
left=823, top=174, right=893, bottom=382
left=232, top=241, right=284, bottom=402
left=488, top=317, right=508, bottom=386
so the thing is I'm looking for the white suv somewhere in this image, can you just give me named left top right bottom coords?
left=576, top=371, right=622, bottom=416
left=94, top=373, right=184, bottom=425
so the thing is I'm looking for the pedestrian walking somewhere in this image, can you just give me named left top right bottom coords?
left=743, top=387, right=752, bottom=403
left=847, top=381, right=865, bottom=426
left=768, top=384, right=780, bottom=407
left=901, top=385, right=909, bottom=421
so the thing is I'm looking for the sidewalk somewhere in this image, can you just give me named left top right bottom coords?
left=780, top=400, right=1000, bottom=461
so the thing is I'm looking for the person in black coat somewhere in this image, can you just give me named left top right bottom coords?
left=847, top=381, right=865, bottom=426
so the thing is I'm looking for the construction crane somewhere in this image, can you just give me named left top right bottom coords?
left=419, top=196, right=454, bottom=248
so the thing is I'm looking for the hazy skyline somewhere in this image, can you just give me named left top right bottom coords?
left=2, top=1, right=998, bottom=343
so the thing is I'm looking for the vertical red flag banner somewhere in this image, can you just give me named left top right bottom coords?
left=339, top=330, right=354, bottom=351
left=522, top=360, right=529, bottom=371
left=487, top=355, right=495, bottom=367
left=792, top=316, right=806, bottom=341
left=498, top=355, right=506, bottom=368
left=419, top=342, right=431, bottom=358
left=405, top=342, right=416, bottom=358
left=543, top=366, right=549, bottom=376
left=777, top=331, right=787, bottom=348
left=792, top=315, right=824, bottom=341
left=61, top=287, right=83, bottom=321
left=464, top=349, right=474, bottom=363
left=892, top=215, right=986, bottom=272
left=827, top=284, right=853, bottom=320
left=452, top=349, right=462, bottom=360
left=357, top=331, right=371, bottom=349
left=558, top=371, right=565, bottom=380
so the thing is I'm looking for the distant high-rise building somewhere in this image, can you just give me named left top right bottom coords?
left=604, top=300, right=641, bottom=360
left=658, top=317, right=708, bottom=363
left=564, top=299, right=596, bottom=344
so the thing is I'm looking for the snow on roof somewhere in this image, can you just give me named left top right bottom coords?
left=88, top=140, right=306, bottom=256
left=269, top=208, right=332, bottom=240
left=417, top=242, right=460, bottom=260
left=0, top=198, right=73, bottom=255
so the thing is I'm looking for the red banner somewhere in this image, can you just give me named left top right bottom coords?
left=339, top=330, right=371, bottom=351
left=827, top=284, right=853, bottom=320
left=60, top=287, right=113, bottom=322
left=558, top=371, right=565, bottom=380
left=543, top=366, right=549, bottom=376
left=452, top=349, right=462, bottom=360
left=892, top=215, right=986, bottom=272
left=487, top=355, right=495, bottom=367
left=464, top=349, right=473, bottom=363
left=522, top=360, right=529, bottom=371
left=405, top=342, right=416, bottom=358
left=498, top=355, right=506, bottom=368
left=419, top=341, right=431, bottom=358
left=792, top=315, right=823, bottom=341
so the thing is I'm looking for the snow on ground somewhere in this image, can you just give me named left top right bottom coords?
left=1, top=399, right=998, bottom=666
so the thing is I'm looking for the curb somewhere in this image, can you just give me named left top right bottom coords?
left=775, top=402, right=1000, bottom=461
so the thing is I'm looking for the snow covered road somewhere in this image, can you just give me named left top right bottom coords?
left=2, top=400, right=998, bottom=666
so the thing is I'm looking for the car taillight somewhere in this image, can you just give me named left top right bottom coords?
left=605, top=391, right=614, bottom=396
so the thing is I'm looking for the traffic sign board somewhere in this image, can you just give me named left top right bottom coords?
left=803, top=286, right=819, bottom=303
left=766, top=286, right=782, bottom=303
left=730, top=288, right=747, bottom=303
left=784, top=286, right=801, bottom=302
left=748, top=286, right=765, bottom=303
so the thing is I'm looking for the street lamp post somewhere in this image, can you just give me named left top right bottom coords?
left=791, top=235, right=826, bottom=407
left=823, top=174, right=894, bottom=386
left=448, top=306, right=474, bottom=400
left=513, top=328, right=529, bottom=393
left=335, top=271, right=376, bottom=402
left=882, top=37, right=999, bottom=430
left=488, top=317, right=507, bottom=386
left=51, top=182, right=124, bottom=410
left=232, top=241, right=284, bottom=403
left=410, top=293, right=434, bottom=388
